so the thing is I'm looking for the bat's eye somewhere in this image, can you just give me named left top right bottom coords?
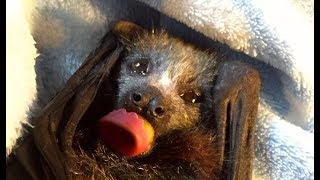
left=180, top=91, right=202, bottom=103
left=129, top=58, right=150, bottom=75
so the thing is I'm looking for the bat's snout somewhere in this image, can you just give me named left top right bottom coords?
left=129, top=87, right=166, bottom=119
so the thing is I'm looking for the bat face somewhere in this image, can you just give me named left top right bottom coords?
left=115, top=30, right=219, bottom=137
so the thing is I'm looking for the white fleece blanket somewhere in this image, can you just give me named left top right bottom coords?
left=6, top=0, right=314, bottom=179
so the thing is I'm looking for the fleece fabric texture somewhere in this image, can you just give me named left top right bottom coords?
left=6, top=0, right=314, bottom=179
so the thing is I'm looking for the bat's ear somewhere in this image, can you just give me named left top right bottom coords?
left=112, top=21, right=145, bottom=44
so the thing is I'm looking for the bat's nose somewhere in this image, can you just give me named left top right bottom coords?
left=148, top=98, right=165, bottom=118
left=130, top=91, right=165, bottom=118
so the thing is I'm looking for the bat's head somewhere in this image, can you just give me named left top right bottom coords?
left=101, top=22, right=221, bottom=155
left=115, top=22, right=219, bottom=134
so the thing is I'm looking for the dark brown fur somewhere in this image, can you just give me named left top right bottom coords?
left=72, top=128, right=221, bottom=179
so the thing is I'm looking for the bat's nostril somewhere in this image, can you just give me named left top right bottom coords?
left=132, top=93, right=142, bottom=102
left=154, top=106, right=165, bottom=117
